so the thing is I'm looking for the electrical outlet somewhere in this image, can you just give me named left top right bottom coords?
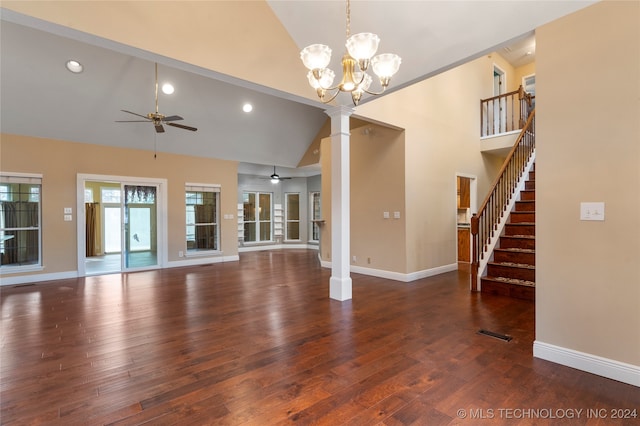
left=179, top=251, right=184, bottom=257
left=352, top=255, right=357, bottom=262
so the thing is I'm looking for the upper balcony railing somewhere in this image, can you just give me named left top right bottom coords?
left=481, top=85, right=534, bottom=137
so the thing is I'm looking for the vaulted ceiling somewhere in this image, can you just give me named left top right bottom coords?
left=0, top=1, right=596, bottom=177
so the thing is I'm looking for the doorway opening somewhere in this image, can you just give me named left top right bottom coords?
left=456, top=174, right=477, bottom=270
left=77, top=174, right=167, bottom=276
left=493, top=65, right=507, bottom=133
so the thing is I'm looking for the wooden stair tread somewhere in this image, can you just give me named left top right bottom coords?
left=483, top=276, right=535, bottom=287
left=495, top=247, right=535, bottom=253
left=480, top=162, right=536, bottom=301
left=488, top=261, right=535, bottom=269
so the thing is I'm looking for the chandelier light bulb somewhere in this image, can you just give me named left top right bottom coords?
left=354, top=72, right=373, bottom=92
left=371, top=53, right=402, bottom=79
left=307, top=69, right=335, bottom=90
left=300, top=44, right=332, bottom=71
left=345, top=32, right=380, bottom=61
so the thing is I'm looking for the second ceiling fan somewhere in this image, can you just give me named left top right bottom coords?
left=269, top=166, right=292, bottom=183
left=117, top=63, right=197, bottom=133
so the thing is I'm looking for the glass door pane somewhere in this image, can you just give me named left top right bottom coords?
left=258, top=193, right=271, bottom=242
left=104, top=207, right=121, bottom=253
left=124, top=185, right=157, bottom=269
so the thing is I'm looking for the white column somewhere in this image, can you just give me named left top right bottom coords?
left=325, top=105, right=354, bottom=301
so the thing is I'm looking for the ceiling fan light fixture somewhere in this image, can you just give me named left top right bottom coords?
left=243, top=103, right=253, bottom=113
left=65, top=59, right=83, bottom=73
left=270, top=176, right=280, bottom=184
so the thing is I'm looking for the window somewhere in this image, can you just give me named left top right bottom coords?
left=309, top=192, right=321, bottom=243
left=523, top=74, right=536, bottom=110
left=243, top=192, right=272, bottom=242
left=285, top=193, right=300, bottom=241
left=101, top=187, right=121, bottom=203
left=523, top=74, right=536, bottom=97
left=0, top=174, right=42, bottom=269
left=186, top=184, right=220, bottom=253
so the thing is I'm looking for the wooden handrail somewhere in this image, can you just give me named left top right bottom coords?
left=471, top=109, right=535, bottom=290
left=480, top=85, right=533, bottom=137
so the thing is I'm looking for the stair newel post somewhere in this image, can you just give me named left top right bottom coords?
left=471, top=213, right=479, bottom=291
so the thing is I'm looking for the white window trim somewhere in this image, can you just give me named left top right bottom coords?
left=284, top=193, right=301, bottom=242
left=309, top=191, right=321, bottom=244
left=0, top=172, right=43, bottom=273
left=185, top=183, right=221, bottom=256
left=243, top=191, right=273, bottom=244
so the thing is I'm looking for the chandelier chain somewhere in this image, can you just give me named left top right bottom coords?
left=346, top=0, right=351, bottom=38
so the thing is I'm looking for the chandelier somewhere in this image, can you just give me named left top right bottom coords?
left=300, top=0, right=401, bottom=106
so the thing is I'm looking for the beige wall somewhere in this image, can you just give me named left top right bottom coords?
left=349, top=125, right=406, bottom=272
left=1, top=134, right=238, bottom=278
left=514, top=62, right=536, bottom=90
left=357, top=55, right=506, bottom=274
left=319, top=124, right=406, bottom=273
left=536, top=0, right=640, bottom=365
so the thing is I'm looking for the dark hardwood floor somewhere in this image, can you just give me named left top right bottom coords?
left=1, top=250, right=638, bottom=425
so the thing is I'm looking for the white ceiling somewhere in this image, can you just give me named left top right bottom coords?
left=0, top=1, right=596, bottom=177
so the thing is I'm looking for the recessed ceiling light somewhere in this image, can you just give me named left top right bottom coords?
left=162, top=83, right=174, bottom=95
left=243, top=103, right=253, bottom=113
left=65, top=60, right=83, bottom=73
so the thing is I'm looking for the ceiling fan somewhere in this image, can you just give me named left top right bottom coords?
left=116, top=63, right=197, bottom=133
left=268, top=166, right=292, bottom=183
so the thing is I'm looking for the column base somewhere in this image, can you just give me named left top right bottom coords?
left=330, top=276, right=352, bottom=301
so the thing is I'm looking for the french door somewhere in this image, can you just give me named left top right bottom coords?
left=123, top=184, right=158, bottom=269
left=77, top=174, right=166, bottom=276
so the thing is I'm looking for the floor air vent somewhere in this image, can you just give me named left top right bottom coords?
left=478, top=329, right=512, bottom=342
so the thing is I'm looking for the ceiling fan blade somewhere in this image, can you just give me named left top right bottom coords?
left=163, top=115, right=184, bottom=122
left=155, top=124, right=165, bottom=133
left=166, top=122, right=197, bottom=132
left=121, top=110, right=150, bottom=120
left=115, top=120, right=152, bottom=123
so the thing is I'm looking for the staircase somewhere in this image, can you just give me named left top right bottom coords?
left=481, top=164, right=535, bottom=301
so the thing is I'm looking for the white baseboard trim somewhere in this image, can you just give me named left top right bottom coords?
left=168, top=254, right=239, bottom=268
left=0, top=255, right=241, bottom=286
left=0, top=270, right=78, bottom=286
left=238, top=244, right=319, bottom=253
left=319, top=260, right=458, bottom=283
left=533, top=340, right=640, bottom=387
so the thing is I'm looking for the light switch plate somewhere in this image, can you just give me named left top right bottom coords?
left=64, top=207, right=72, bottom=214
left=64, top=214, right=72, bottom=221
left=393, top=211, right=401, bottom=219
left=383, top=211, right=390, bottom=219
left=580, top=202, right=605, bottom=221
